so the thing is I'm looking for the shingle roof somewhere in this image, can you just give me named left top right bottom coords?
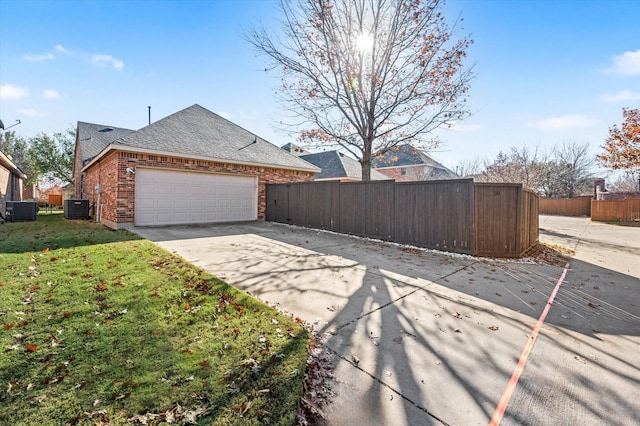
left=300, top=151, right=388, bottom=180
left=281, top=142, right=309, bottom=156
left=106, top=104, right=318, bottom=172
left=372, top=144, right=458, bottom=178
left=76, top=122, right=134, bottom=164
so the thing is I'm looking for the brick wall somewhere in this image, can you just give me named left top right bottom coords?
left=82, top=150, right=314, bottom=228
left=0, top=163, right=23, bottom=215
left=0, top=163, right=9, bottom=215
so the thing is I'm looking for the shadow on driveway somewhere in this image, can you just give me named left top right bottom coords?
left=132, top=220, right=640, bottom=425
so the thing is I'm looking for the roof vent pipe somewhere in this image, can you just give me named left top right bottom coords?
left=148, top=106, right=151, bottom=125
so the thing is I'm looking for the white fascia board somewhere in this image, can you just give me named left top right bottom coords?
left=81, top=144, right=321, bottom=173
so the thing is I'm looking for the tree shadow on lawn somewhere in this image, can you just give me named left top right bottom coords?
left=0, top=213, right=142, bottom=253
left=175, top=222, right=640, bottom=425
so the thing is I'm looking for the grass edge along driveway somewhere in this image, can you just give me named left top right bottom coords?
left=0, top=213, right=308, bottom=425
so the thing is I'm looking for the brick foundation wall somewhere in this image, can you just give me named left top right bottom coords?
left=83, top=150, right=314, bottom=228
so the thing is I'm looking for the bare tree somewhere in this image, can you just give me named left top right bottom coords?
left=541, top=140, right=595, bottom=197
left=248, top=0, right=473, bottom=180
left=478, top=146, right=547, bottom=192
left=608, top=173, right=639, bottom=192
left=454, top=157, right=483, bottom=177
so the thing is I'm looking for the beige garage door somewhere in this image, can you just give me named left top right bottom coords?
left=134, top=168, right=257, bottom=226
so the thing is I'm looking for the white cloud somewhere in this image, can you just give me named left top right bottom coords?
left=55, top=44, right=72, bottom=54
left=24, top=52, right=54, bottom=62
left=527, top=114, right=598, bottom=130
left=219, top=111, right=233, bottom=120
left=0, top=84, right=29, bottom=100
left=91, top=54, right=124, bottom=70
left=601, top=89, right=640, bottom=102
left=18, top=108, right=43, bottom=117
left=446, top=122, right=484, bottom=132
left=605, top=49, right=640, bottom=75
left=43, top=89, right=61, bottom=99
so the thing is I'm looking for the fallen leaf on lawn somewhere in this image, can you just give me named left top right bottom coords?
left=26, top=344, right=37, bottom=353
left=32, top=394, right=47, bottom=404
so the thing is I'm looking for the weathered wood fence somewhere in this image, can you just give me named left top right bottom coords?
left=539, top=196, right=591, bottom=216
left=266, top=179, right=539, bottom=258
left=591, top=199, right=640, bottom=222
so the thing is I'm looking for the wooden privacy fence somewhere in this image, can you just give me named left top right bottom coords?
left=266, top=179, right=539, bottom=258
left=540, top=196, right=591, bottom=216
left=47, top=194, right=63, bottom=206
left=591, top=199, right=640, bottom=222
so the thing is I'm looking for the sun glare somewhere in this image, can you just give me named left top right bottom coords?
left=355, top=32, right=374, bottom=52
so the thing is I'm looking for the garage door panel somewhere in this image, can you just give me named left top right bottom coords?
left=157, top=199, right=173, bottom=209
left=158, top=185, right=173, bottom=195
left=135, top=169, right=257, bottom=226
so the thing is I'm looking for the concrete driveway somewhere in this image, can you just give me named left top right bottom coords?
left=131, top=216, right=640, bottom=425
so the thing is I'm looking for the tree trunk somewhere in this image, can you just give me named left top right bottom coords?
left=361, top=138, right=372, bottom=181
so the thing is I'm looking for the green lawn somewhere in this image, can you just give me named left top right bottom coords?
left=0, top=212, right=308, bottom=425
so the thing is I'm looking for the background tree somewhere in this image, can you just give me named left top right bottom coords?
left=597, top=108, right=640, bottom=175
left=607, top=172, right=639, bottom=192
left=28, top=127, right=75, bottom=186
left=476, top=146, right=547, bottom=192
left=249, top=0, right=473, bottom=180
left=454, top=158, right=483, bottom=177
left=0, top=130, right=39, bottom=184
left=540, top=140, right=595, bottom=197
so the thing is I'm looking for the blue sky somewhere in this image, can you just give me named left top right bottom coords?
left=1, top=0, right=638, bottom=173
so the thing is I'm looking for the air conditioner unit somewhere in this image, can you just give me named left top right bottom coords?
left=6, top=201, right=37, bottom=221
left=64, top=199, right=90, bottom=220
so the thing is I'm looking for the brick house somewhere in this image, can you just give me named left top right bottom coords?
left=282, top=144, right=387, bottom=182
left=299, top=151, right=388, bottom=181
left=0, top=149, right=26, bottom=216
left=73, top=104, right=319, bottom=228
left=372, top=144, right=458, bottom=182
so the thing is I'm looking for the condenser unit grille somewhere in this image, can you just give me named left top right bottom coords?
left=64, top=199, right=90, bottom=220
left=6, top=201, right=37, bottom=222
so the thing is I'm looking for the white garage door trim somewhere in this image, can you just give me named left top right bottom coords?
left=134, top=168, right=258, bottom=226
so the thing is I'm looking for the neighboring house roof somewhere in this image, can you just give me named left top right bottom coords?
left=82, top=104, right=319, bottom=173
left=76, top=122, right=135, bottom=165
left=372, top=144, right=458, bottom=179
left=0, top=150, right=27, bottom=179
left=300, top=150, right=388, bottom=181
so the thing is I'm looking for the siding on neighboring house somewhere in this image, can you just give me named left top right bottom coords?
left=372, top=144, right=458, bottom=182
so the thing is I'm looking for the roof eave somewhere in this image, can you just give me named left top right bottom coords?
left=0, top=151, right=27, bottom=179
left=81, top=144, right=320, bottom=174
